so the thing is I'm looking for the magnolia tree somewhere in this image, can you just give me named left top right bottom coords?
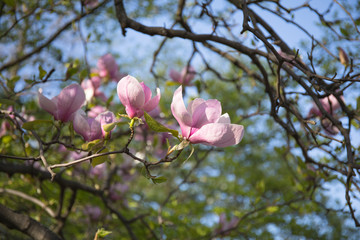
left=0, top=0, right=360, bottom=239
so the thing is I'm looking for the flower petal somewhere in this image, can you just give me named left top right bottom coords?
left=57, top=84, right=86, bottom=122
left=169, top=69, right=182, bottom=83
left=216, top=113, right=231, bottom=124
left=190, top=99, right=222, bottom=130
left=171, top=86, right=192, bottom=138
left=140, top=82, right=152, bottom=103
left=38, top=91, right=58, bottom=119
left=189, top=123, right=244, bottom=147
left=73, top=112, right=91, bottom=141
left=181, top=66, right=196, bottom=85
left=143, top=87, right=160, bottom=113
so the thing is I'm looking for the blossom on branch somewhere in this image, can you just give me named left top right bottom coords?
left=38, top=84, right=85, bottom=122
left=117, top=75, right=160, bottom=119
left=73, top=110, right=116, bottom=141
left=169, top=65, right=196, bottom=86
left=308, top=94, right=344, bottom=118
left=171, top=86, right=244, bottom=147
left=308, top=94, right=345, bottom=135
left=97, top=53, right=123, bottom=82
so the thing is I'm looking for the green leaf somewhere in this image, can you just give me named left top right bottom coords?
left=2, top=135, right=12, bottom=144
left=79, top=69, right=88, bottom=80
left=166, top=81, right=180, bottom=86
left=91, top=148, right=108, bottom=167
left=25, top=79, right=34, bottom=84
left=266, top=206, right=279, bottom=214
left=141, top=166, right=151, bottom=179
left=340, top=27, right=349, bottom=37
left=144, top=112, right=179, bottom=138
left=96, top=228, right=112, bottom=238
left=81, top=139, right=102, bottom=151
left=151, top=176, right=167, bottom=184
left=65, top=65, right=78, bottom=79
left=22, top=120, right=53, bottom=130
left=10, top=76, right=21, bottom=83
left=38, top=65, right=47, bottom=79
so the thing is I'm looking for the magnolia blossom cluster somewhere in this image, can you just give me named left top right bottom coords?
left=307, top=94, right=344, bottom=135
left=117, top=75, right=244, bottom=147
left=38, top=72, right=244, bottom=148
left=38, top=84, right=116, bottom=142
left=214, top=213, right=240, bottom=236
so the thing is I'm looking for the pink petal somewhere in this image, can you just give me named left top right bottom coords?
left=171, top=86, right=192, bottom=138
left=88, top=118, right=102, bottom=141
left=117, top=75, right=145, bottom=118
left=188, top=99, right=222, bottom=136
left=73, top=112, right=91, bottom=141
left=81, top=80, right=95, bottom=102
left=169, top=69, right=182, bottom=83
left=143, top=87, right=160, bottom=113
left=189, top=123, right=244, bottom=147
left=57, top=84, right=86, bottom=122
left=88, top=106, right=106, bottom=118
left=216, top=113, right=231, bottom=123
left=38, top=91, right=58, bottom=119
left=181, top=66, right=196, bottom=85
left=140, top=82, right=152, bottom=103
left=94, top=90, right=107, bottom=102
left=90, top=75, right=101, bottom=89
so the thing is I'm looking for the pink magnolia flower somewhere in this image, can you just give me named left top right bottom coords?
left=215, top=213, right=239, bottom=236
left=117, top=75, right=160, bottom=118
left=38, top=84, right=85, bottom=122
left=308, top=94, right=344, bottom=118
left=169, top=66, right=196, bottom=85
left=73, top=110, right=116, bottom=141
left=171, top=86, right=244, bottom=147
left=97, top=54, right=123, bottom=81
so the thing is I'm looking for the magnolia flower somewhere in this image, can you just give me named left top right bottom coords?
left=171, top=86, right=244, bottom=147
left=215, top=213, right=239, bottom=236
left=97, top=53, right=123, bottom=81
left=117, top=75, right=160, bottom=118
left=308, top=94, right=344, bottom=118
left=38, top=84, right=85, bottom=122
left=169, top=66, right=196, bottom=85
left=73, top=110, right=116, bottom=141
